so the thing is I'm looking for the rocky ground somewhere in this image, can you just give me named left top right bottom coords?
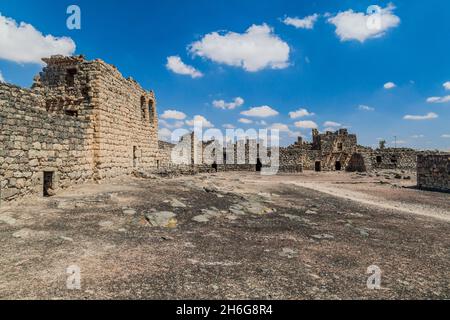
left=0, top=171, right=449, bottom=300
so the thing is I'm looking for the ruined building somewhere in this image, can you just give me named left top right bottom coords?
left=286, top=128, right=360, bottom=172
left=417, top=155, right=450, bottom=192
left=2, top=55, right=448, bottom=203
left=0, top=55, right=159, bottom=203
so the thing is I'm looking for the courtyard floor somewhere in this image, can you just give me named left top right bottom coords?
left=0, top=170, right=449, bottom=299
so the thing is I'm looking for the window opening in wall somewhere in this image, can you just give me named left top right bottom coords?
left=149, top=99, right=155, bottom=123
left=212, top=162, right=218, bottom=172
left=43, top=171, right=54, bottom=197
left=337, top=143, right=343, bottom=151
left=133, top=146, right=138, bottom=168
left=391, top=156, right=398, bottom=164
left=376, top=156, right=382, bottom=164
left=65, top=110, right=78, bottom=117
left=66, top=68, right=77, bottom=87
left=140, top=97, right=146, bottom=120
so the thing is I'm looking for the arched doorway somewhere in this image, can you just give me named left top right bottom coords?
left=335, top=161, right=342, bottom=171
left=346, top=153, right=367, bottom=172
left=212, top=162, right=218, bottom=172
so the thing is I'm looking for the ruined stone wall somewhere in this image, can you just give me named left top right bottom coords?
left=318, top=129, right=357, bottom=154
left=0, top=82, right=95, bottom=202
left=91, top=59, right=158, bottom=179
left=366, top=149, right=418, bottom=171
left=417, top=155, right=450, bottom=192
left=0, top=55, right=162, bottom=204
left=278, top=148, right=303, bottom=173
left=301, top=150, right=322, bottom=171
left=158, top=141, right=175, bottom=168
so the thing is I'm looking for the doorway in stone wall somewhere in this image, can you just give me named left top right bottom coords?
left=256, top=158, right=263, bottom=172
left=43, top=171, right=54, bottom=197
left=335, top=161, right=342, bottom=171
left=315, top=161, right=321, bottom=172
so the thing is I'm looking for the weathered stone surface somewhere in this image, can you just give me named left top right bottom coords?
left=170, top=198, right=187, bottom=208
left=192, top=208, right=221, bottom=223
left=0, top=215, right=17, bottom=226
left=145, top=211, right=177, bottom=228
left=417, top=155, right=450, bottom=193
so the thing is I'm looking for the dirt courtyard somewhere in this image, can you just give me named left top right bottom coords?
left=0, top=170, right=449, bottom=300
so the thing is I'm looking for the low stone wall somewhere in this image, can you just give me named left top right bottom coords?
left=417, top=155, right=450, bottom=192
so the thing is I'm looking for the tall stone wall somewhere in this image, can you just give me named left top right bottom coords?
left=0, top=83, right=95, bottom=202
left=0, top=55, right=160, bottom=204
left=91, top=59, right=158, bottom=179
left=417, top=155, right=450, bottom=192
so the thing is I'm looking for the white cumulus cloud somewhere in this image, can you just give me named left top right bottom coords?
left=159, top=128, right=173, bottom=141
left=294, top=121, right=318, bottom=129
left=159, top=119, right=185, bottom=129
left=444, top=82, right=450, bottom=90
left=289, top=108, right=315, bottom=119
left=213, top=97, right=244, bottom=110
left=0, top=14, right=75, bottom=64
left=441, top=134, right=450, bottom=138
left=283, top=14, right=319, bottom=29
left=166, top=56, right=203, bottom=78
left=328, top=4, right=400, bottom=43
left=223, top=124, right=236, bottom=129
left=238, top=118, right=253, bottom=124
left=269, top=123, right=290, bottom=132
left=0, top=70, right=4, bottom=82
left=384, top=82, right=396, bottom=89
left=427, top=95, right=450, bottom=104
left=403, top=112, right=438, bottom=121
left=358, top=104, right=375, bottom=111
left=160, top=109, right=187, bottom=120
left=323, top=121, right=342, bottom=127
left=189, top=24, right=290, bottom=72
left=241, top=105, right=279, bottom=118
left=358, top=105, right=375, bottom=111
left=186, top=115, right=214, bottom=128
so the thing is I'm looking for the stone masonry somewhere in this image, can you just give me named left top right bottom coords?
left=2, top=55, right=448, bottom=203
left=417, top=155, right=450, bottom=192
left=0, top=55, right=158, bottom=203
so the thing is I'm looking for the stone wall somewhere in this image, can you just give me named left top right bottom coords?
left=91, top=59, right=158, bottom=179
left=278, top=148, right=303, bottom=173
left=417, top=155, right=450, bottom=192
left=158, top=141, right=175, bottom=168
left=0, top=82, right=95, bottom=202
left=0, top=55, right=159, bottom=204
left=365, top=148, right=418, bottom=171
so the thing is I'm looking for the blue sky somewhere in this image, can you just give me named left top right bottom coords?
left=0, top=0, right=449, bottom=149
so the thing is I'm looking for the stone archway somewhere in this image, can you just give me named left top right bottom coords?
left=346, top=153, right=367, bottom=172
